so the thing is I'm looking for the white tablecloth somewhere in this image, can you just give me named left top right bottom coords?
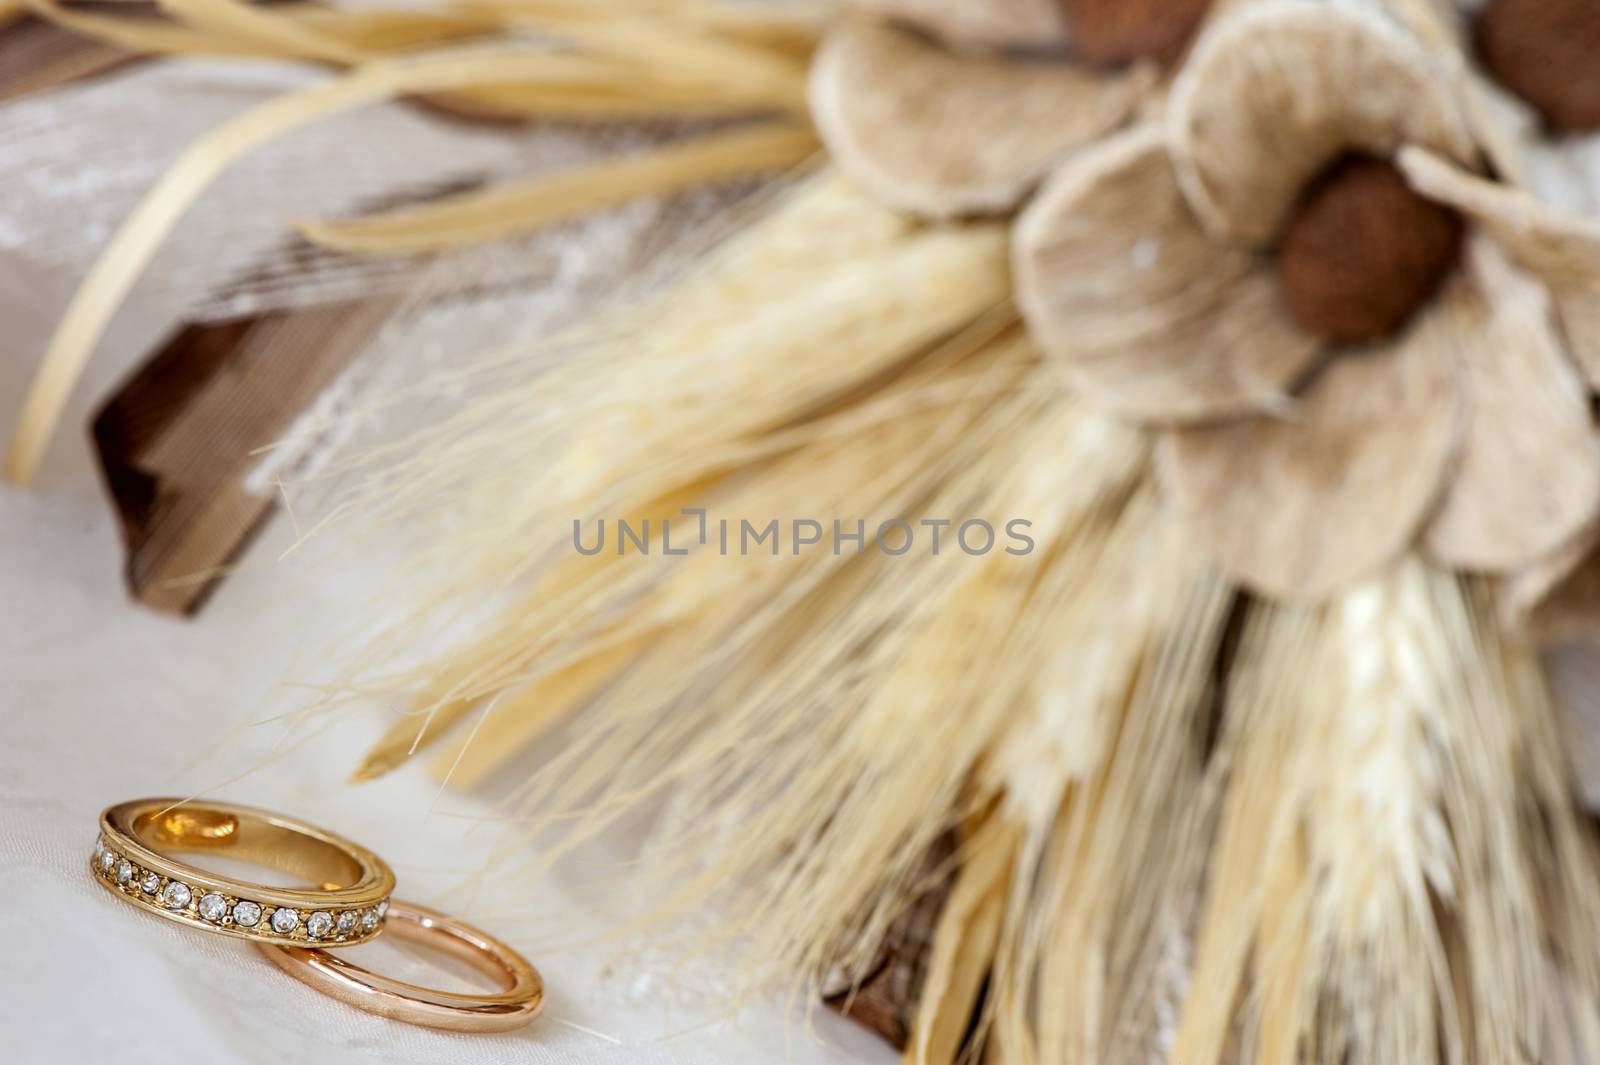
left=0, top=62, right=893, bottom=1065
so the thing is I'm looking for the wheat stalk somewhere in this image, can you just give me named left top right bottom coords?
left=1175, top=559, right=1600, bottom=1065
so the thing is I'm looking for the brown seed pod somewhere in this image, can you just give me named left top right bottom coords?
left=1476, top=0, right=1600, bottom=133
left=1059, top=0, right=1212, bottom=66
left=1276, top=155, right=1464, bottom=345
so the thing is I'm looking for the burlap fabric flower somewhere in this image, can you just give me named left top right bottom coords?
left=808, top=0, right=1220, bottom=219
left=1015, top=1, right=1600, bottom=599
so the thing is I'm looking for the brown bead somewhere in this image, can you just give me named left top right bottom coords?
left=1276, top=156, right=1464, bottom=345
left=1059, top=0, right=1213, bottom=67
left=1476, top=0, right=1600, bottom=133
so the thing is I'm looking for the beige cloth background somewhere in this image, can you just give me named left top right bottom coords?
left=0, top=58, right=891, bottom=1065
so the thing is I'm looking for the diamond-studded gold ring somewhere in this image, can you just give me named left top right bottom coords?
left=92, top=798, right=394, bottom=948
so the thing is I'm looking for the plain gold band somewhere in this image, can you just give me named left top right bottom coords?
left=94, top=798, right=395, bottom=947
left=258, top=899, right=545, bottom=1032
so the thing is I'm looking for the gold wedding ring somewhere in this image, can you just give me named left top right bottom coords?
left=93, top=798, right=395, bottom=946
left=259, top=899, right=545, bottom=1032
left=92, top=797, right=543, bottom=1033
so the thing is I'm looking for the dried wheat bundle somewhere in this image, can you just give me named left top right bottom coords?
left=13, top=0, right=1600, bottom=1062
left=1179, top=562, right=1600, bottom=1065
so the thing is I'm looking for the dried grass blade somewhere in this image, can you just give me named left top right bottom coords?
left=464, top=0, right=824, bottom=56
left=297, top=123, right=820, bottom=254
left=24, top=0, right=281, bottom=55
left=30, top=0, right=516, bottom=60
left=466, top=2, right=810, bottom=110
left=906, top=817, right=1020, bottom=1065
left=424, top=633, right=654, bottom=788
left=156, top=0, right=368, bottom=64
left=291, top=8, right=508, bottom=53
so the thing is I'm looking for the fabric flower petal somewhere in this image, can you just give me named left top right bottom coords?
left=1401, top=146, right=1600, bottom=388
left=810, top=18, right=1150, bottom=219
left=1159, top=298, right=1461, bottom=599
left=1421, top=239, right=1600, bottom=572
left=1168, top=2, right=1476, bottom=245
left=1014, top=125, right=1323, bottom=423
left=1500, top=526, right=1600, bottom=641
left=846, top=0, right=1066, bottom=50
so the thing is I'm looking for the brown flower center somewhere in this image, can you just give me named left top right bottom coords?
left=1059, top=0, right=1213, bottom=67
left=1276, top=155, right=1464, bottom=345
left=1476, top=0, right=1600, bottom=133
